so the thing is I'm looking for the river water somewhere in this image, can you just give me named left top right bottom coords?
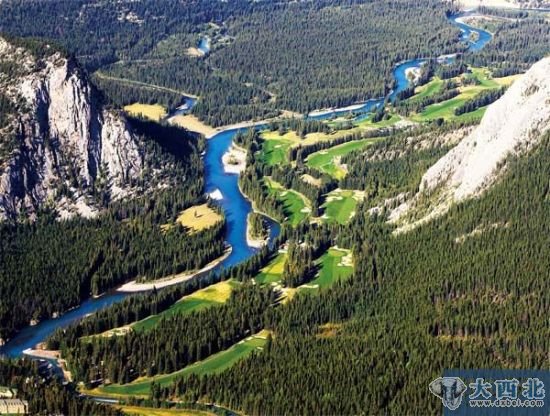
left=0, top=127, right=280, bottom=358
left=198, top=37, right=211, bottom=55
left=0, top=11, right=491, bottom=358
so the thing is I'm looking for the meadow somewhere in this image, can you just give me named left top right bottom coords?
left=306, top=140, right=375, bottom=179
left=87, top=331, right=269, bottom=398
left=131, top=280, right=237, bottom=332
left=124, top=103, right=167, bottom=122
left=161, top=204, right=223, bottom=234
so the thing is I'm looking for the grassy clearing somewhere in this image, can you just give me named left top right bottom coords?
left=169, top=114, right=217, bottom=137
left=408, top=78, right=444, bottom=103
left=124, top=103, right=167, bottom=122
left=409, top=67, right=518, bottom=122
left=92, top=331, right=270, bottom=398
left=299, top=248, right=353, bottom=292
left=306, top=139, right=375, bottom=179
left=311, top=248, right=353, bottom=288
left=321, top=189, right=364, bottom=224
left=260, top=137, right=294, bottom=166
left=355, top=113, right=401, bottom=128
left=275, top=248, right=354, bottom=300
left=132, top=280, right=238, bottom=332
left=255, top=252, right=287, bottom=284
left=454, top=106, right=487, bottom=122
left=150, top=33, right=195, bottom=58
left=494, top=73, right=522, bottom=87
left=117, top=406, right=214, bottom=416
left=260, top=129, right=362, bottom=166
left=265, top=178, right=311, bottom=226
left=162, top=204, right=222, bottom=234
left=413, top=94, right=474, bottom=121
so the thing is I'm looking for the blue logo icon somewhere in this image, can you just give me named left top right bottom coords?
left=429, top=377, right=468, bottom=410
left=433, top=370, right=549, bottom=415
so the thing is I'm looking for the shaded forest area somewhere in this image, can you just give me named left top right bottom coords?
left=0, top=120, right=224, bottom=340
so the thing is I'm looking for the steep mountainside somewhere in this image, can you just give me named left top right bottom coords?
left=0, top=37, right=146, bottom=221
left=391, top=57, right=550, bottom=229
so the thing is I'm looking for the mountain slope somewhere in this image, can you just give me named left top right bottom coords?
left=0, top=37, right=143, bottom=221
left=390, top=56, right=550, bottom=230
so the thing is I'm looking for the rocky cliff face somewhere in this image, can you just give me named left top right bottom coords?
left=0, top=37, right=143, bottom=221
left=390, top=57, right=550, bottom=230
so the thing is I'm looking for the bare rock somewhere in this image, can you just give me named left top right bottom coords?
left=390, top=57, right=550, bottom=230
left=0, top=37, right=144, bottom=221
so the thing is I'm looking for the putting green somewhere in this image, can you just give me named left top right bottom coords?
left=309, top=248, right=354, bottom=289
left=256, top=252, right=287, bottom=284
left=321, top=189, right=364, bottom=224
left=265, top=178, right=311, bottom=226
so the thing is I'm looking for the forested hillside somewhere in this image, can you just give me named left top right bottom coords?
left=1, top=0, right=545, bottom=126
left=0, top=120, right=225, bottom=341
left=210, top=0, right=461, bottom=113
left=466, top=10, right=550, bottom=76
left=0, top=0, right=463, bottom=125
left=45, top=127, right=550, bottom=415
left=0, top=1, right=548, bottom=415
left=160, top=132, right=550, bottom=415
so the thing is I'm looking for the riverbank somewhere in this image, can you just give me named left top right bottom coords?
left=308, top=103, right=366, bottom=118
left=220, top=139, right=274, bottom=248
left=238, top=180, right=281, bottom=249
left=117, top=249, right=232, bottom=292
left=405, top=66, right=422, bottom=85
left=170, top=110, right=300, bottom=139
left=23, top=345, right=72, bottom=382
left=0, top=10, right=491, bottom=359
left=205, top=110, right=301, bottom=139
left=246, top=213, right=269, bottom=248
left=222, top=143, right=247, bottom=174
left=168, top=114, right=218, bottom=137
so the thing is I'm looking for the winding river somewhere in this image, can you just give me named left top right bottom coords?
left=0, top=11, right=491, bottom=359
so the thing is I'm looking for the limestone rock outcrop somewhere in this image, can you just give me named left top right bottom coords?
left=0, top=37, right=144, bottom=220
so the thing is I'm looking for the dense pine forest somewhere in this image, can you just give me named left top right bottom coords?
left=64, top=284, right=276, bottom=384
left=44, top=129, right=550, bottom=414
left=1, top=0, right=546, bottom=126
left=158, top=132, right=550, bottom=415
left=465, top=10, right=550, bottom=76
left=0, top=0, right=461, bottom=125
left=0, top=1, right=549, bottom=415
